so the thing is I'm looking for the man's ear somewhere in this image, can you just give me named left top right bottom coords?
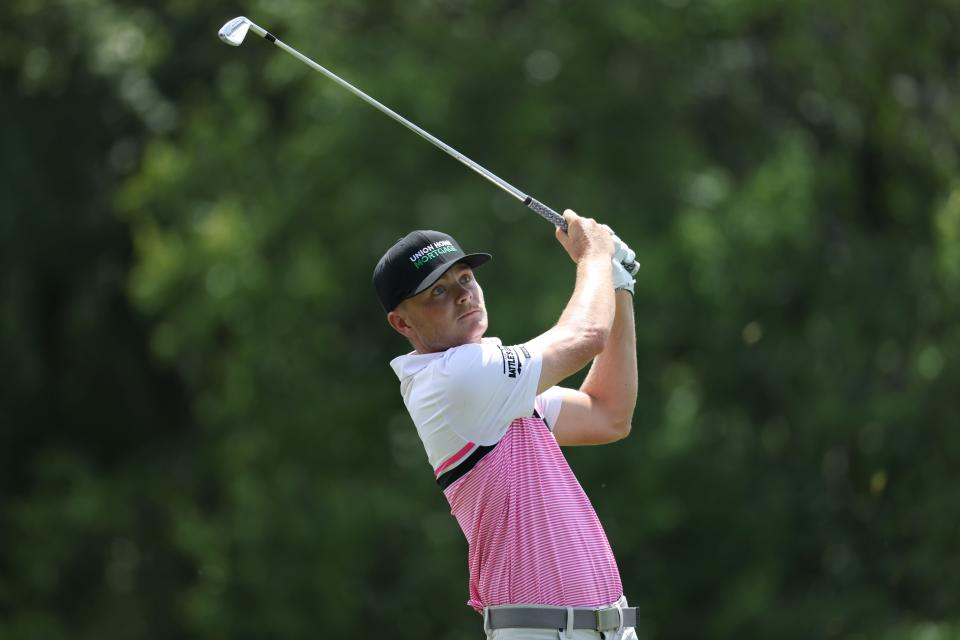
left=387, top=309, right=414, bottom=338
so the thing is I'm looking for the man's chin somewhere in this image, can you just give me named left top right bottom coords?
left=465, top=314, right=488, bottom=335
left=431, top=316, right=486, bottom=351
left=457, top=318, right=488, bottom=346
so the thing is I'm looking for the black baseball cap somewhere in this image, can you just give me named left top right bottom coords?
left=373, top=230, right=492, bottom=312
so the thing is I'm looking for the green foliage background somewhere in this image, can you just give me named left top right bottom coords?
left=2, top=0, right=959, bottom=638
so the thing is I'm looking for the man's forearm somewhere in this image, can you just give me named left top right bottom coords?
left=579, top=290, right=638, bottom=430
left=529, top=253, right=616, bottom=393
left=556, top=254, right=616, bottom=343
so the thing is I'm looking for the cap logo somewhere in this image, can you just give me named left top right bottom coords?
left=409, top=240, right=456, bottom=269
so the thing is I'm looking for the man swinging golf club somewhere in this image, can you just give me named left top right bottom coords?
left=374, top=210, right=640, bottom=639
left=219, top=17, right=641, bottom=635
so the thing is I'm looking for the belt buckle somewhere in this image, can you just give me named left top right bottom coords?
left=595, top=606, right=620, bottom=631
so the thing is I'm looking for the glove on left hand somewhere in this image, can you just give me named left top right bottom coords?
left=612, top=258, right=635, bottom=295
left=603, top=225, right=639, bottom=293
left=605, top=225, right=640, bottom=277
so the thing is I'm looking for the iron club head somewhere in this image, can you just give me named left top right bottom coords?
left=219, top=16, right=252, bottom=46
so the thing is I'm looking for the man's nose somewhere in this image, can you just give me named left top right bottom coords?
left=455, top=283, right=472, bottom=303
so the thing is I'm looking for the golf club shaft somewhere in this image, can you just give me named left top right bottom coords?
left=242, top=21, right=638, bottom=274
left=255, top=27, right=569, bottom=229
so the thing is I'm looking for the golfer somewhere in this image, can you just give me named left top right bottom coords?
left=373, top=210, right=639, bottom=639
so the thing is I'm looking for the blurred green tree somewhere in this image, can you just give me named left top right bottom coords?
left=2, top=0, right=958, bottom=638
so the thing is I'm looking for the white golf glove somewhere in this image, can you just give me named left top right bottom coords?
left=603, top=226, right=638, bottom=294
left=612, top=257, right=635, bottom=295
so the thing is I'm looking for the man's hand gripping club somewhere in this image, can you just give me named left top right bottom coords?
left=556, top=213, right=639, bottom=296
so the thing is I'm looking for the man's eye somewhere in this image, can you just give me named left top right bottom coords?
left=432, top=286, right=445, bottom=296
left=460, top=274, right=472, bottom=284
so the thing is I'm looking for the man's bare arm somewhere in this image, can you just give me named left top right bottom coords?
left=525, top=211, right=616, bottom=395
left=552, top=289, right=637, bottom=445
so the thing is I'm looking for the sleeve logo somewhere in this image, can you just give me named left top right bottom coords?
left=497, top=345, right=525, bottom=378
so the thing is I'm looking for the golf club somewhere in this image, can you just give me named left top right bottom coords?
left=218, top=16, right=639, bottom=273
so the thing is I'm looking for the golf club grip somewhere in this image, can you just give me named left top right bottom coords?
left=524, top=197, right=640, bottom=274
left=524, top=197, right=567, bottom=231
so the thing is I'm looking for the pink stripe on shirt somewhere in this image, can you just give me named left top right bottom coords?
left=442, top=414, right=622, bottom=611
left=435, top=442, right=477, bottom=476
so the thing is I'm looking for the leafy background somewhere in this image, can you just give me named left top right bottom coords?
left=2, top=0, right=958, bottom=638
